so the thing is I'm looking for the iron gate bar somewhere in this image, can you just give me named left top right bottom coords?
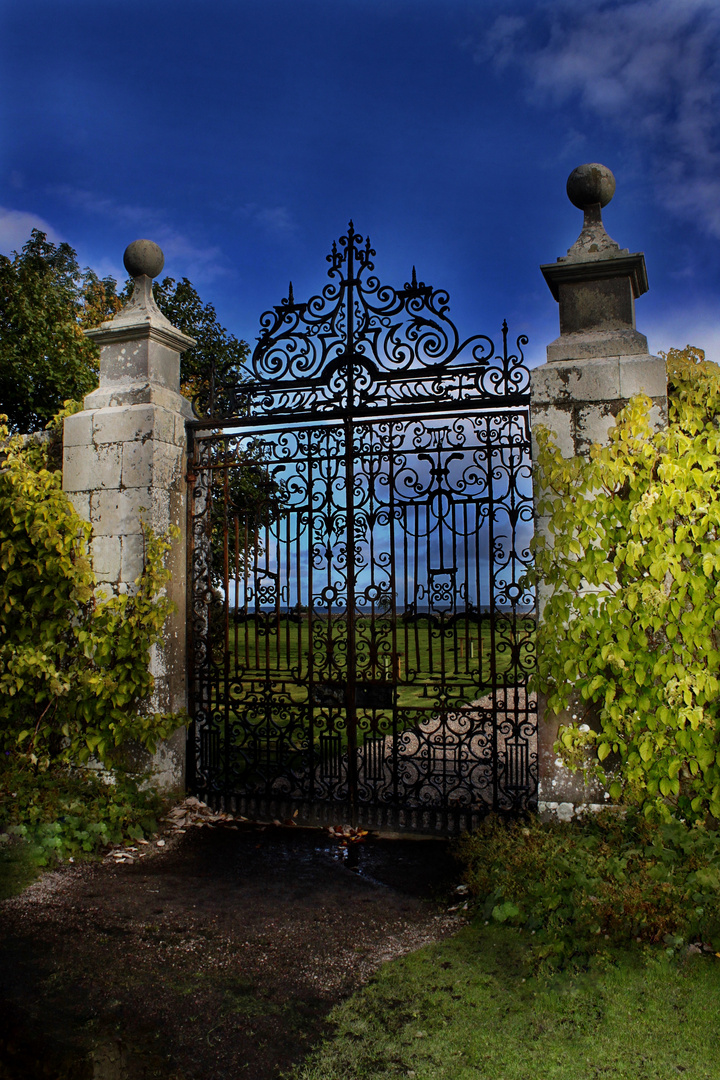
left=185, top=396, right=533, bottom=430
left=187, top=224, right=537, bottom=834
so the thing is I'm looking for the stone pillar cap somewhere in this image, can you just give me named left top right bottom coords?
left=540, top=165, right=650, bottom=361
left=85, top=240, right=196, bottom=352
left=541, top=163, right=648, bottom=298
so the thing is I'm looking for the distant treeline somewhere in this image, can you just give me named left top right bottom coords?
left=228, top=606, right=535, bottom=621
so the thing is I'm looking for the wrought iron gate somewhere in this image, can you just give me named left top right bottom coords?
left=187, top=224, right=536, bottom=833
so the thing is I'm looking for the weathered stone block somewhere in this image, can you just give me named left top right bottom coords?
left=558, top=277, right=635, bottom=334
left=91, top=535, right=122, bottom=582
left=574, top=403, right=619, bottom=453
left=63, top=443, right=122, bottom=493
left=618, top=355, right=667, bottom=399
left=84, top=381, right=194, bottom=418
left=96, top=339, right=181, bottom=392
left=141, top=487, right=172, bottom=534
left=148, top=727, right=186, bottom=793
left=121, top=533, right=147, bottom=584
left=546, top=326, right=648, bottom=362
left=532, top=357, right=622, bottom=404
left=121, top=440, right=154, bottom=488
left=155, top=443, right=185, bottom=490
left=95, top=404, right=184, bottom=449
left=648, top=402, right=667, bottom=429
left=174, top=411, right=192, bottom=445
left=62, top=412, right=93, bottom=447
left=531, top=364, right=572, bottom=404
left=573, top=357, right=622, bottom=402
left=90, top=488, right=153, bottom=536
left=529, top=404, right=575, bottom=458
left=93, top=404, right=148, bottom=445
left=66, top=491, right=91, bottom=522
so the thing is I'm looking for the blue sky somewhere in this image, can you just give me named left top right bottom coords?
left=2, top=0, right=720, bottom=369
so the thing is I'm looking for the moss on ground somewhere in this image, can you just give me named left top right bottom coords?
left=0, top=836, right=42, bottom=900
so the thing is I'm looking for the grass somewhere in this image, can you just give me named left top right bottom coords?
left=294, top=811, right=720, bottom=1078
left=291, top=923, right=720, bottom=1080
left=0, top=834, right=43, bottom=900
left=201, top=616, right=536, bottom=773
left=213, top=613, right=528, bottom=678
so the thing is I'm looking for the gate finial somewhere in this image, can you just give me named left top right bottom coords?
left=566, top=163, right=615, bottom=208
left=564, top=163, right=621, bottom=262
left=123, top=238, right=165, bottom=279
left=84, top=239, right=195, bottom=385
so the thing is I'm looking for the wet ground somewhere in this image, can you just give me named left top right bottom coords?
left=0, top=819, right=463, bottom=1080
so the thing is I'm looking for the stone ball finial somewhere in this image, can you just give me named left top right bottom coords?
left=123, top=239, right=165, bottom=279
left=566, top=163, right=616, bottom=210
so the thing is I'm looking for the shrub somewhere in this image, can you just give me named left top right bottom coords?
left=0, top=751, right=164, bottom=866
left=457, top=812, right=720, bottom=968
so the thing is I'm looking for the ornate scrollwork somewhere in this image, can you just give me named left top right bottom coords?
left=191, top=222, right=531, bottom=422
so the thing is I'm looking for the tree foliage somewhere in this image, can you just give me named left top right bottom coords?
left=532, top=347, right=720, bottom=822
left=0, top=230, right=250, bottom=431
left=154, top=276, right=249, bottom=402
left=0, top=231, right=120, bottom=432
left=0, top=417, right=180, bottom=769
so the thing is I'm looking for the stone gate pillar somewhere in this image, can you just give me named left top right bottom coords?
left=531, top=164, right=668, bottom=818
left=62, top=240, right=195, bottom=791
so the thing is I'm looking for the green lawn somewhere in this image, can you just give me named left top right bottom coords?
left=292, top=924, right=720, bottom=1080
left=211, top=616, right=534, bottom=711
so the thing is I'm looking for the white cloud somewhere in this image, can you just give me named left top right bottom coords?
left=482, top=14, right=526, bottom=68
left=52, top=185, right=149, bottom=225
left=239, top=203, right=299, bottom=237
left=476, top=0, right=720, bottom=237
left=150, top=226, right=225, bottom=284
left=0, top=207, right=63, bottom=255
left=52, top=185, right=228, bottom=283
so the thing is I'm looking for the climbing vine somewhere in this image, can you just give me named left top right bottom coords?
left=531, top=348, right=720, bottom=821
left=0, top=414, right=181, bottom=770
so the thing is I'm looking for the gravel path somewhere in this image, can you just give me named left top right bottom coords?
left=0, top=810, right=464, bottom=1080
